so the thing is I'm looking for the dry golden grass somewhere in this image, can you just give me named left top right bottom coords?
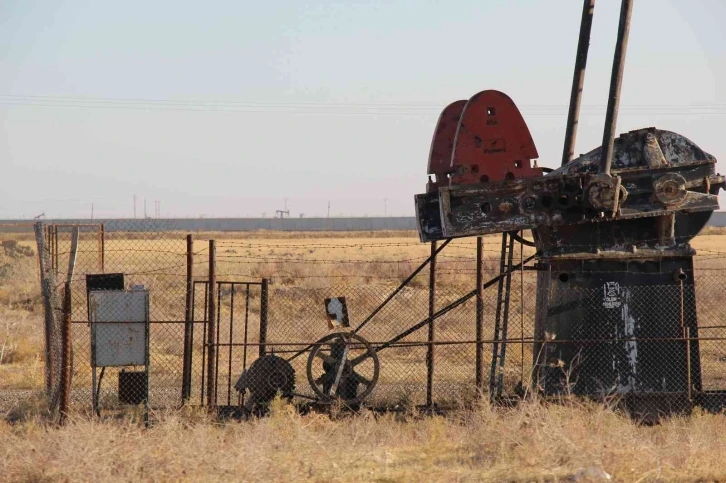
left=3, top=230, right=726, bottom=482
left=3, top=398, right=726, bottom=482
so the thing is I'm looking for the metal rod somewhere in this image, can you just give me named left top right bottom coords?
left=204, top=334, right=726, bottom=348
left=241, top=284, right=250, bottom=408
left=680, top=279, right=692, bottom=401
left=426, top=241, right=437, bottom=409
left=215, top=281, right=221, bottom=406
left=490, top=233, right=509, bottom=398
left=259, top=278, right=269, bottom=357
left=496, top=234, right=516, bottom=398
left=360, top=254, right=536, bottom=359
left=285, top=238, right=454, bottom=364
left=600, top=0, right=634, bottom=174
left=475, top=237, right=484, bottom=391
left=227, top=283, right=235, bottom=406
left=200, top=281, right=208, bottom=405
left=519, top=234, right=525, bottom=381
left=99, top=223, right=105, bottom=272
left=206, top=240, right=217, bottom=407
left=53, top=225, right=59, bottom=274
left=354, top=238, right=451, bottom=335
left=182, top=234, right=194, bottom=402
left=190, top=282, right=196, bottom=401
left=562, top=0, right=596, bottom=166
left=58, top=283, right=72, bottom=425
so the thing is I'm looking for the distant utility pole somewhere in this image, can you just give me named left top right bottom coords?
left=327, top=201, right=331, bottom=218
left=383, top=198, right=388, bottom=217
left=91, top=203, right=94, bottom=220
left=144, top=199, right=147, bottom=218
left=133, top=194, right=137, bottom=219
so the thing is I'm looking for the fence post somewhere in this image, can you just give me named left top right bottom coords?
left=259, top=278, right=269, bottom=358
left=476, top=237, right=484, bottom=392
left=59, top=227, right=78, bottom=424
left=59, top=283, right=72, bottom=425
left=53, top=224, right=59, bottom=274
left=426, top=241, right=437, bottom=409
left=206, top=239, right=217, bottom=407
left=182, top=234, right=194, bottom=402
left=98, top=223, right=105, bottom=272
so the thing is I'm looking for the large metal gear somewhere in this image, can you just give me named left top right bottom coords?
left=306, top=331, right=379, bottom=405
left=235, top=354, right=295, bottom=409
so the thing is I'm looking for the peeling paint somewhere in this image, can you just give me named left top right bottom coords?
left=617, top=289, right=639, bottom=393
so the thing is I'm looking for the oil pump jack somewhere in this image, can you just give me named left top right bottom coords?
left=414, top=0, right=724, bottom=416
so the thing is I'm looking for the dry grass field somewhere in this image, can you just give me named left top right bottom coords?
left=4, top=398, right=726, bottom=481
left=2, top=228, right=726, bottom=482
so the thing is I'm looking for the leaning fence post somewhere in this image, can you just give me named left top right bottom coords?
left=59, top=227, right=79, bottom=424
left=426, top=240, right=437, bottom=409
left=182, top=234, right=194, bottom=403
left=59, top=283, right=72, bottom=424
left=259, top=278, right=269, bottom=358
left=206, top=239, right=217, bottom=408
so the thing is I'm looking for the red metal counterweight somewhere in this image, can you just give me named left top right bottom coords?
left=448, top=90, right=542, bottom=185
left=427, top=100, right=466, bottom=192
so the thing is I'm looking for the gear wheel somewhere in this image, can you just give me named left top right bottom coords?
left=235, top=354, right=295, bottom=408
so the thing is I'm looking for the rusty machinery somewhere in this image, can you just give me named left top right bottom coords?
left=233, top=0, right=724, bottom=416
left=415, top=0, right=725, bottom=416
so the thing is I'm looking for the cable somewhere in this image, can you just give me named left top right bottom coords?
left=1, top=95, right=724, bottom=115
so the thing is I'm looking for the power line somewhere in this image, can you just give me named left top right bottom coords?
left=0, top=94, right=724, bottom=116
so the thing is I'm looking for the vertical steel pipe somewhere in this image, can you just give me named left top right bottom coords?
left=680, top=279, right=692, bottom=401
left=181, top=234, right=194, bottom=402
left=200, top=282, right=208, bottom=405
left=600, top=0, right=634, bottom=174
left=53, top=225, right=58, bottom=273
left=426, top=241, right=437, bottom=408
left=562, top=0, right=596, bottom=166
left=475, top=237, right=484, bottom=391
left=99, top=223, right=105, bottom=272
left=206, top=240, right=217, bottom=407
left=58, top=283, right=72, bottom=425
left=259, top=279, right=269, bottom=357
left=227, top=284, right=235, bottom=406
left=214, top=281, right=222, bottom=405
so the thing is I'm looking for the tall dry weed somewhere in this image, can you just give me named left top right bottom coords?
left=3, top=400, right=726, bottom=482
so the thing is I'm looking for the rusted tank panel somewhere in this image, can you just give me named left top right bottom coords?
left=535, top=256, right=700, bottom=405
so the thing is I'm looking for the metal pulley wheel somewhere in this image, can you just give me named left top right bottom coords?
left=653, top=173, right=688, bottom=208
left=306, top=331, right=379, bottom=405
left=586, top=174, right=628, bottom=212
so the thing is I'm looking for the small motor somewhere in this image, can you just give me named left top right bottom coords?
left=235, top=354, right=295, bottom=411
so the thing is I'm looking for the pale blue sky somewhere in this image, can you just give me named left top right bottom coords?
left=1, top=0, right=724, bottom=219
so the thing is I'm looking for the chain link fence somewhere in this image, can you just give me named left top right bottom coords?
left=3, top=220, right=726, bottom=420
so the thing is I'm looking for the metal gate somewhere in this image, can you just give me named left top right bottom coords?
left=185, top=279, right=268, bottom=408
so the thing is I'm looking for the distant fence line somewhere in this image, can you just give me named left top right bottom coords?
left=0, top=216, right=417, bottom=233
left=1, top=212, right=726, bottom=233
